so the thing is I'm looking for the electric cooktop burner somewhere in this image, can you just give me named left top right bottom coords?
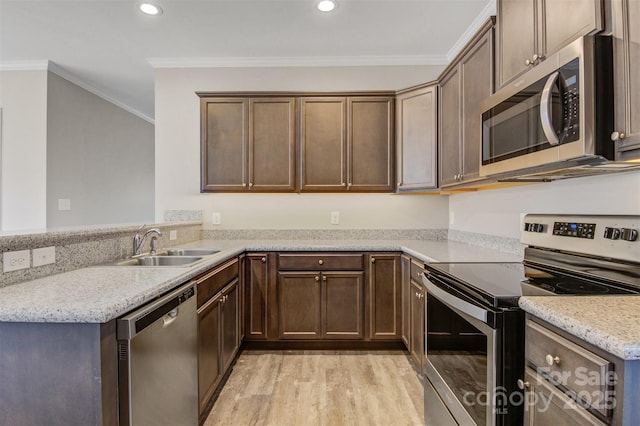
left=555, top=280, right=610, bottom=294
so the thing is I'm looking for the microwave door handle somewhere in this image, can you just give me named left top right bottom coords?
left=422, top=274, right=488, bottom=323
left=540, top=71, right=560, bottom=146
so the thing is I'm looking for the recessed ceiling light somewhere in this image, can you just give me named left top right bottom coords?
left=138, top=3, right=163, bottom=16
left=316, top=0, right=337, bottom=12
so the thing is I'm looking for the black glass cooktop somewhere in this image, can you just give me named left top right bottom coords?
left=424, top=261, right=639, bottom=309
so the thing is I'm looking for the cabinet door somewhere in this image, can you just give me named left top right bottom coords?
left=439, top=67, right=462, bottom=187
left=197, top=295, right=222, bottom=413
left=323, top=272, right=364, bottom=339
left=220, top=280, right=240, bottom=373
left=497, top=0, right=537, bottom=87
left=541, top=0, right=603, bottom=58
left=300, top=97, right=348, bottom=191
left=277, top=272, right=322, bottom=339
left=612, top=0, right=640, bottom=159
left=368, top=254, right=401, bottom=340
left=460, top=27, right=494, bottom=182
left=409, top=280, right=425, bottom=369
left=245, top=254, right=269, bottom=340
left=348, top=97, right=395, bottom=191
left=201, top=98, right=248, bottom=191
left=396, top=86, right=438, bottom=191
left=248, top=98, right=297, bottom=191
left=400, top=256, right=411, bottom=348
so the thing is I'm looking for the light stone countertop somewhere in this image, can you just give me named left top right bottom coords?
left=519, top=296, right=640, bottom=361
left=0, top=239, right=522, bottom=323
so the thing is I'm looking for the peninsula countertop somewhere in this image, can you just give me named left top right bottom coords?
left=519, top=296, right=640, bottom=361
left=0, top=238, right=522, bottom=324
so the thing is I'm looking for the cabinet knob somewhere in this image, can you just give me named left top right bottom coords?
left=397, top=182, right=402, bottom=187
left=315, top=276, right=320, bottom=282
left=371, top=257, right=376, bottom=263
left=545, top=354, right=561, bottom=366
left=347, top=183, right=352, bottom=188
left=322, top=275, right=327, bottom=281
left=517, top=379, right=530, bottom=390
left=242, top=183, right=247, bottom=187
left=261, top=257, right=266, bottom=263
left=318, top=259, right=324, bottom=265
left=341, top=182, right=346, bottom=187
left=249, top=182, right=253, bottom=188
left=611, top=131, right=626, bottom=141
left=525, top=58, right=532, bottom=66
left=416, top=272, right=421, bottom=278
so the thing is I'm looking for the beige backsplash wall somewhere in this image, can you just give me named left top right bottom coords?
left=154, top=66, right=450, bottom=230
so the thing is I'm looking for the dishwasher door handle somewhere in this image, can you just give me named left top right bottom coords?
left=162, top=307, right=179, bottom=328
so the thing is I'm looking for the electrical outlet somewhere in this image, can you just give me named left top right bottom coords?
left=3, top=250, right=31, bottom=272
left=169, top=230, right=178, bottom=240
left=331, top=211, right=340, bottom=225
left=58, top=198, right=71, bottom=211
left=33, top=246, right=56, bottom=267
left=449, top=211, right=455, bottom=226
left=212, top=212, right=221, bottom=225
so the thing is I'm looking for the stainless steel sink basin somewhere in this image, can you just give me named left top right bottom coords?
left=165, top=248, right=220, bottom=256
left=114, top=255, right=203, bottom=267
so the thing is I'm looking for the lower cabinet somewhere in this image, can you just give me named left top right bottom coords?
left=196, top=258, right=241, bottom=418
left=409, top=278, right=425, bottom=369
left=278, top=271, right=364, bottom=339
left=401, top=255, right=426, bottom=368
left=368, top=253, right=402, bottom=340
left=244, top=253, right=271, bottom=340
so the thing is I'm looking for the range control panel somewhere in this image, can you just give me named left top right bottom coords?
left=521, top=214, right=640, bottom=263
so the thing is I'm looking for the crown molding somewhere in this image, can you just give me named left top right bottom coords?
left=147, top=54, right=448, bottom=69
left=1, top=60, right=154, bottom=123
left=446, top=0, right=496, bottom=62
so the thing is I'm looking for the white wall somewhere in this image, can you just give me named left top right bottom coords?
left=0, top=70, right=48, bottom=231
left=46, top=73, right=155, bottom=227
left=449, top=171, right=640, bottom=239
left=154, top=66, right=450, bottom=230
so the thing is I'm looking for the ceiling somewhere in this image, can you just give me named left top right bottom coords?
left=0, top=0, right=494, bottom=121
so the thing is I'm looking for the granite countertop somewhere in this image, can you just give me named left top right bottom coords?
left=0, top=239, right=522, bottom=323
left=519, top=296, right=640, bottom=361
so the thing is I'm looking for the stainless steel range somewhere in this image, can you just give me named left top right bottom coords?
left=422, top=214, right=639, bottom=426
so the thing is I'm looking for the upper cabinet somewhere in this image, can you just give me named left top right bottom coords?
left=200, top=93, right=394, bottom=193
left=611, top=0, right=640, bottom=160
left=300, top=96, right=394, bottom=192
left=395, top=84, right=438, bottom=192
left=496, top=0, right=604, bottom=88
left=200, top=96, right=296, bottom=192
left=439, top=19, right=495, bottom=188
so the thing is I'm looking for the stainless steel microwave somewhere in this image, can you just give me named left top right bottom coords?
left=479, top=36, right=616, bottom=180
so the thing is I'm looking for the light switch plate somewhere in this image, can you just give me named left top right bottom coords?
left=331, top=211, right=340, bottom=225
left=169, top=230, right=177, bottom=240
left=212, top=212, right=221, bottom=225
left=33, top=246, right=56, bottom=267
left=3, top=250, right=31, bottom=272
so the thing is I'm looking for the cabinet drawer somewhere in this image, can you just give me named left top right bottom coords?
left=409, top=259, right=425, bottom=283
left=196, top=258, right=239, bottom=307
left=278, top=253, right=364, bottom=271
left=526, top=319, right=614, bottom=416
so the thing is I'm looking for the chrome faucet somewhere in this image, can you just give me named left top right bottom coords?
left=133, top=225, right=163, bottom=256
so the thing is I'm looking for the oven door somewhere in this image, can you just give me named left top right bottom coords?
left=422, top=272, right=507, bottom=426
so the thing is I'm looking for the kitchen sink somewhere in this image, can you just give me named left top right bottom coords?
left=113, top=255, right=204, bottom=267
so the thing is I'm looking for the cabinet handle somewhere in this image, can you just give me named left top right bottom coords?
left=315, top=276, right=320, bottom=282
left=318, top=259, right=324, bottom=265
left=242, top=182, right=247, bottom=187
left=525, top=58, right=532, bottom=66
left=322, top=275, right=327, bottom=281
left=517, top=379, right=530, bottom=390
left=416, top=272, right=422, bottom=278
left=341, top=182, right=346, bottom=187
left=249, top=182, right=253, bottom=188
left=261, top=257, right=266, bottom=263
left=347, top=183, right=352, bottom=188
left=415, top=292, right=420, bottom=298
left=545, top=354, right=561, bottom=366
left=371, top=257, right=376, bottom=263
left=397, top=182, right=402, bottom=187
left=611, top=131, right=626, bottom=141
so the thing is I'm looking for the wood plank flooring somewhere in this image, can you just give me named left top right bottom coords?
left=204, top=350, right=425, bottom=426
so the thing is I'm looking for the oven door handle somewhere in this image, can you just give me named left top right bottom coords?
left=422, top=273, right=488, bottom=323
left=540, top=71, right=561, bottom=146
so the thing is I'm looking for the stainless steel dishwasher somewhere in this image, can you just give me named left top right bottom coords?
left=117, top=281, right=198, bottom=426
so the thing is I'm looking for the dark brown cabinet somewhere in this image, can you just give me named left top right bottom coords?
left=439, top=18, right=494, bottom=187
left=200, top=96, right=296, bottom=192
left=367, top=253, right=401, bottom=340
left=401, top=255, right=426, bottom=368
left=400, top=256, right=411, bottom=348
left=196, top=258, right=240, bottom=418
left=409, top=279, right=425, bottom=369
left=395, top=84, right=438, bottom=191
left=277, top=253, right=364, bottom=340
left=496, top=0, right=604, bottom=88
left=611, top=0, right=640, bottom=160
left=244, top=253, right=271, bottom=340
left=300, top=96, right=394, bottom=192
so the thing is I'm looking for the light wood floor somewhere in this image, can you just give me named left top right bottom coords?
left=204, top=350, right=425, bottom=426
